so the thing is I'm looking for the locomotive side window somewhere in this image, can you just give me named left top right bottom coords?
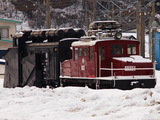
left=99, top=47, right=105, bottom=60
left=127, top=44, right=136, bottom=54
left=90, top=47, right=94, bottom=60
left=111, top=44, right=123, bottom=55
left=74, top=48, right=78, bottom=60
left=79, top=48, right=83, bottom=57
left=84, top=48, right=88, bottom=57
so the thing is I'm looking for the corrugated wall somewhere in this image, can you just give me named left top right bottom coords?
left=155, top=32, right=160, bottom=70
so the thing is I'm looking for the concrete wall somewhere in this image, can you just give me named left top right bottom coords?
left=0, top=41, right=12, bottom=50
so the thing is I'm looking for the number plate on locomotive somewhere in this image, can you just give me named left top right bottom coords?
left=125, top=66, right=136, bottom=71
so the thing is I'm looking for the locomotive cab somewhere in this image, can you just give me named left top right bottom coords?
left=60, top=21, right=156, bottom=89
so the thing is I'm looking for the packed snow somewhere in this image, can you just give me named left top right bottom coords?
left=113, top=55, right=152, bottom=63
left=0, top=66, right=160, bottom=120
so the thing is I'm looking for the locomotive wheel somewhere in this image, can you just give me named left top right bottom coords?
left=60, top=79, right=65, bottom=87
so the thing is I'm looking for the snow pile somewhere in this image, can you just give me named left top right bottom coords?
left=113, top=55, right=151, bottom=63
left=0, top=72, right=160, bottom=120
left=0, top=64, right=159, bottom=120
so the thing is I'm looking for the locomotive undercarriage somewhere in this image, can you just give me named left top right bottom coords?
left=60, top=76, right=156, bottom=90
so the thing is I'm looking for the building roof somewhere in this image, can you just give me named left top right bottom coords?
left=0, top=18, right=22, bottom=24
left=0, top=39, right=12, bottom=43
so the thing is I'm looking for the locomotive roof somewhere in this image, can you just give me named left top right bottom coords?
left=72, top=38, right=139, bottom=47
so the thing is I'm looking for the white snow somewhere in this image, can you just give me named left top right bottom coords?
left=72, top=40, right=97, bottom=46
left=0, top=65, right=160, bottom=120
left=113, top=55, right=152, bottom=63
left=0, top=59, right=5, bottom=63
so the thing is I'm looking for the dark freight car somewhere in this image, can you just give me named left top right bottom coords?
left=4, top=28, right=85, bottom=88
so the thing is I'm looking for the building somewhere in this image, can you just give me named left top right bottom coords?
left=155, top=30, right=160, bottom=70
left=0, top=18, right=22, bottom=50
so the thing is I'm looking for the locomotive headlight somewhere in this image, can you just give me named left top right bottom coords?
left=115, top=32, right=122, bottom=40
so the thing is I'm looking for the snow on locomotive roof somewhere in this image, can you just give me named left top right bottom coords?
left=90, top=20, right=118, bottom=24
left=72, top=40, right=97, bottom=46
left=72, top=38, right=138, bottom=47
left=113, top=55, right=151, bottom=63
left=89, top=21, right=121, bottom=30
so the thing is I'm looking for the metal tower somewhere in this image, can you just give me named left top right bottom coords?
left=85, top=0, right=154, bottom=31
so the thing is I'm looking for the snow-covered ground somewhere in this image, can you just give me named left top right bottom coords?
left=0, top=67, right=160, bottom=120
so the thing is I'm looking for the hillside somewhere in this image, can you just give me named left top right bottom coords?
left=0, top=0, right=160, bottom=31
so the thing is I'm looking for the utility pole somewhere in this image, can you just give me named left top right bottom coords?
left=150, top=0, right=156, bottom=62
left=93, top=0, right=97, bottom=21
left=46, top=0, right=51, bottom=29
left=86, top=1, right=90, bottom=30
left=136, top=1, right=140, bottom=50
left=140, top=0, right=145, bottom=57
left=151, top=21, right=157, bottom=63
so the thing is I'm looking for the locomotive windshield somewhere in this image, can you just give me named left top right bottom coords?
left=90, top=47, right=94, bottom=60
left=79, top=48, right=83, bottom=57
left=127, top=44, right=136, bottom=54
left=74, top=47, right=89, bottom=60
left=99, top=47, right=106, bottom=60
left=111, top=44, right=123, bottom=55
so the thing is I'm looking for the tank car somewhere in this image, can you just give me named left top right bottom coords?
left=60, top=21, right=156, bottom=89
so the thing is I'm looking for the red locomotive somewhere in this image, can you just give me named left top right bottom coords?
left=60, top=21, right=156, bottom=89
